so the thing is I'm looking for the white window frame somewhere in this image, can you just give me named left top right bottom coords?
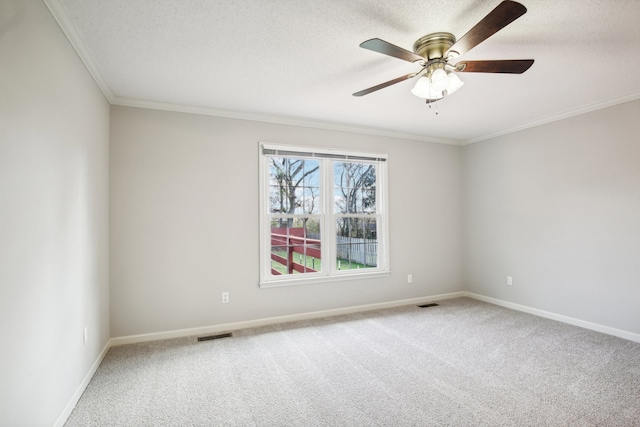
left=259, top=142, right=390, bottom=288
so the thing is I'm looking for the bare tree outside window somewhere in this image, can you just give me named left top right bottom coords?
left=334, top=162, right=378, bottom=269
left=269, top=157, right=321, bottom=275
left=269, top=157, right=320, bottom=224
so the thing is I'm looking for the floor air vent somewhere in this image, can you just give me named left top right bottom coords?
left=417, top=303, right=439, bottom=308
left=197, top=332, right=232, bottom=342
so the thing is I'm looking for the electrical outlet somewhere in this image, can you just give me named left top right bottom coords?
left=221, top=292, right=229, bottom=303
left=506, top=276, right=513, bottom=286
left=83, top=327, right=88, bottom=345
left=407, top=274, right=413, bottom=283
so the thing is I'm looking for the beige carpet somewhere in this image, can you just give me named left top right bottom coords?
left=66, top=297, right=640, bottom=426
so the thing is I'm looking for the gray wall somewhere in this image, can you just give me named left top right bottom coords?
left=462, top=100, right=640, bottom=334
left=0, top=1, right=110, bottom=425
left=109, top=106, right=464, bottom=337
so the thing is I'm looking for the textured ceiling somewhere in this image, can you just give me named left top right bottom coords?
left=46, top=0, right=640, bottom=144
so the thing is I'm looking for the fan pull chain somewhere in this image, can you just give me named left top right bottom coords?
left=426, top=99, right=439, bottom=115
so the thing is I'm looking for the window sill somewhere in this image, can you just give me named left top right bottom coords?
left=259, top=270, right=392, bottom=289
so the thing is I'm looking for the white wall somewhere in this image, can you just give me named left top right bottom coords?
left=109, top=106, right=463, bottom=337
left=462, top=100, right=640, bottom=335
left=0, top=1, right=110, bottom=425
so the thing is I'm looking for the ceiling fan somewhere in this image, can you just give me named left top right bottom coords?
left=353, top=0, right=534, bottom=103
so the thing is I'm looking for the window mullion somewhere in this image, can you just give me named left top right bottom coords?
left=323, top=159, right=333, bottom=275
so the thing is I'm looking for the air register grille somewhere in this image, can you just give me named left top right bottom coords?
left=197, top=332, right=232, bottom=342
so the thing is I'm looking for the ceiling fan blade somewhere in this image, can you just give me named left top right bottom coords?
left=455, top=59, right=534, bottom=73
left=353, top=73, right=416, bottom=97
left=446, top=1, right=527, bottom=57
left=360, top=38, right=424, bottom=63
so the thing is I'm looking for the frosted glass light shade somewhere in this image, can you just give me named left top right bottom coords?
left=411, top=77, right=443, bottom=100
left=430, top=68, right=449, bottom=91
left=411, top=77, right=430, bottom=98
left=446, top=72, right=464, bottom=95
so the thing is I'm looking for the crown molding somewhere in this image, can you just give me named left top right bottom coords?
left=41, top=0, right=461, bottom=146
left=43, top=0, right=114, bottom=102
left=463, top=91, right=640, bottom=145
left=111, top=96, right=463, bottom=146
left=42, top=0, right=640, bottom=148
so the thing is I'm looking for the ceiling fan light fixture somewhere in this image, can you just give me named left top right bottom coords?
left=446, top=72, right=464, bottom=95
left=353, top=1, right=535, bottom=103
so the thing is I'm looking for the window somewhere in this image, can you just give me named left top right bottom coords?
left=259, top=143, right=389, bottom=287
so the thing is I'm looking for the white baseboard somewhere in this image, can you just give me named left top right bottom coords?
left=110, top=291, right=466, bottom=346
left=56, top=290, right=639, bottom=426
left=463, top=292, right=640, bottom=344
left=110, top=290, right=640, bottom=346
left=53, top=340, right=111, bottom=427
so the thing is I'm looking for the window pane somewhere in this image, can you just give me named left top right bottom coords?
left=270, top=217, right=321, bottom=275
left=269, top=157, right=320, bottom=214
left=300, top=184, right=320, bottom=214
left=335, top=217, right=377, bottom=270
left=334, top=162, right=376, bottom=214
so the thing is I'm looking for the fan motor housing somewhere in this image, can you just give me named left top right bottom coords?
left=413, top=32, right=457, bottom=60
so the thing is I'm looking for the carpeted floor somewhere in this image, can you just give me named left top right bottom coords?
left=65, top=297, right=640, bottom=426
